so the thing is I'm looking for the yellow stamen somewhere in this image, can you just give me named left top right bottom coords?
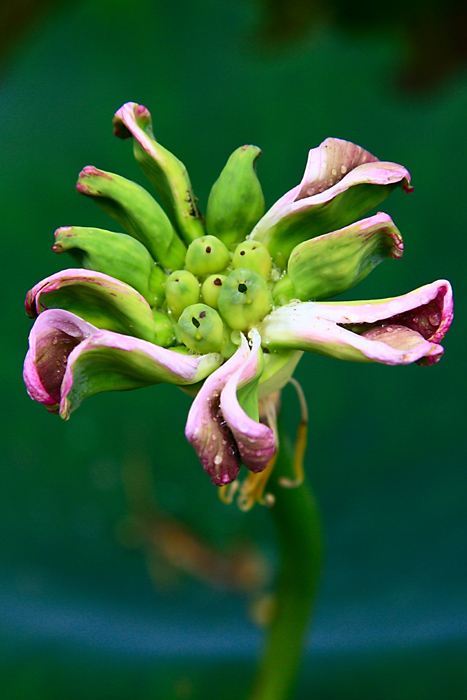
left=237, top=452, right=278, bottom=511
left=218, top=480, right=239, bottom=504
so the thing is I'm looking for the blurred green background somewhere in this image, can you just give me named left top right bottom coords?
left=1, top=0, right=466, bottom=698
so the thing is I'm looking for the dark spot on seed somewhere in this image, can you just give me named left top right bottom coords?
left=199, top=311, right=206, bottom=318
left=214, top=278, right=222, bottom=286
left=240, top=250, right=245, bottom=256
left=206, top=246, right=211, bottom=253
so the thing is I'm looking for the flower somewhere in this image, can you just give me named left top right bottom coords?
left=24, top=102, right=453, bottom=507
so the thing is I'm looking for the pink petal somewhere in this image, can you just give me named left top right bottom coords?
left=23, top=309, right=97, bottom=410
left=220, top=330, right=275, bottom=473
left=185, top=339, right=250, bottom=486
left=260, top=280, right=452, bottom=366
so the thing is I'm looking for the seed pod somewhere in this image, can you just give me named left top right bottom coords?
left=232, top=240, right=272, bottom=279
left=218, top=268, right=273, bottom=331
left=185, top=235, right=230, bottom=277
left=165, top=270, right=200, bottom=319
left=178, top=304, right=224, bottom=354
left=201, top=274, right=227, bottom=309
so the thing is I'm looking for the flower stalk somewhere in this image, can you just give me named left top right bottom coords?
left=248, top=419, right=322, bottom=700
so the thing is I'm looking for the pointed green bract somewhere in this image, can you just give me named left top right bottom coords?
left=53, top=226, right=157, bottom=305
left=77, top=166, right=186, bottom=270
left=287, top=213, right=404, bottom=301
left=113, top=103, right=205, bottom=245
left=206, top=145, right=265, bottom=248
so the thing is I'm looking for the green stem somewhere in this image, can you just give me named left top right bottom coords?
left=247, top=427, right=323, bottom=700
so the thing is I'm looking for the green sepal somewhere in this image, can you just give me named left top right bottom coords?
left=206, top=145, right=265, bottom=247
left=287, top=213, right=404, bottom=301
left=53, top=226, right=157, bottom=305
left=77, top=166, right=186, bottom=270
left=113, top=103, right=205, bottom=245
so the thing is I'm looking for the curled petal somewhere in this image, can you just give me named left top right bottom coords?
left=113, top=102, right=205, bottom=245
left=26, top=269, right=156, bottom=342
left=220, top=330, right=275, bottom=473
left=53, top=226, right=157, bottom=304
left=23, top=309, right=223, bottom=418
left=259, top=280, right=453, bottom=366
left=285, top=212, right=404, bottom=301
left=23, top=309, right=96, bottom=411
left=251, top=138, right=411, bottom=268
left=185, top=340, right=249, bottom=486
left=76, top=167, right=186, bottom=270
left=60, top=328, right=223, bottom=419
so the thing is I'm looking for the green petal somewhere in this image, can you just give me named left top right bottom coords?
left=26, top=269, right=157, bottom=342
left=206, top=145, right=265, bottom=247
left=53, top=226, right=158, bottom=305
left=113, top=102, right=205, bottom=245
left=251, top=138, right=411, bottom=268
left=285, top=213, right=404, bottom=301
left=77, top=167, right=186, bottom=270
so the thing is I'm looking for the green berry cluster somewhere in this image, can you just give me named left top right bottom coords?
left=163, top=236, right=274, bottom=357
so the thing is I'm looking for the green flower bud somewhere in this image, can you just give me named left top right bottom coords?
left=201, top=274, right=226, bottom=309
left=185, top=235, right=230, bottom=277
left=218, top=268, right=273, bottom=331
left=178, top=304, right=224, bottom=354
left=206, top=145, right=265, bottom=248
left=232, top=240, right=272, bottom=279
left=153, top=310, right=176, bottom=347
left=165, top=270, right=200, bottom=319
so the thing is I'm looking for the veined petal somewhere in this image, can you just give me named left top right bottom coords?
left=26, top=269, right=157, bottom=342
left=185, top=339, right=249, bottom=486
left=23, top=309, right=96, bottom=411
left=60, top=328, right=223, bottom=419
left=113, top=102, right=205, bottom=245
left=220, top=329, right=275, bottom=474
left=251, top=138, right=411, bottom=268
left=259, top=280, right=453, bottom=366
